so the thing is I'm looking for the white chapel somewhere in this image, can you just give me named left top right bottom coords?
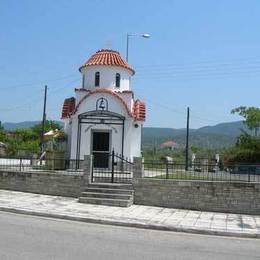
left=61, top=49, right=146, bottom=166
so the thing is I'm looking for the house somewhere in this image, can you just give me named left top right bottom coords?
left=161, top=140, right=178, bottom=150
left=61, top=49, right=146, bottom=166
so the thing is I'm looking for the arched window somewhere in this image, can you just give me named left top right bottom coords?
left=115, top=73, right=120, bottom=88
left=95, top=72, right=100, bottom=87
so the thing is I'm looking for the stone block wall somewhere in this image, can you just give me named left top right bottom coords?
left=133, top=178, right=260, bottom=215
left=0, top=171, right=84, bottom=198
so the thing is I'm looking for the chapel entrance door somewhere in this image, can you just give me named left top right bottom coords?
left=92, top=131, right=110, bottom=168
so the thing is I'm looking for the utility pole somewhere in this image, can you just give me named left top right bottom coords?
left=185, top=107, right=190, bottom=171
left=40, top=85, right=47, bottom=153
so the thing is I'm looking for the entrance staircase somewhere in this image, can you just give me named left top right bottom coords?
left=78, top=183, right=134, bottom=207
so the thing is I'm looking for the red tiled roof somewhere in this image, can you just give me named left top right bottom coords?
left=133, top=100, right=146, bottom=121
left=79, top=49, right=135, bottom=75
left=161, top=141, right=177, bottom=148
left=61, top=97, right=75, bottom=119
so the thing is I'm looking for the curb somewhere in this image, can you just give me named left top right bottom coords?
left=0, top=207, right=259, bottom=239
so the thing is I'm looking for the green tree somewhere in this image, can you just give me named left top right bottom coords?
left=231, top=106, right=260, bottom=136
left=225, top=106, right=260, bottom=163
left=190, top=145, right=200, bottom=154
left=0, top=120, right=62, bottom=156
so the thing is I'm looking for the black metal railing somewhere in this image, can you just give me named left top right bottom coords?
left=142, top=161, right=260, bottom=182
left=0, top=157, right=84, bottom=174
left=92, top=151, right=133, bottom=183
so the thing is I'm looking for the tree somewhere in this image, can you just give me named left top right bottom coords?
left=0, top=120, right=63, bottom=156
left=190, top=145, right=200, bottom=154
left=231, top=106, right=260, bottom=136
left=225, top=106, right=260, bottom=163
left=31, top=120, right=62, bottom=137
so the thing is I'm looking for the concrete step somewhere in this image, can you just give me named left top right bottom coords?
left=85, top=187, right=134, bottom=195
left=81, top=192, right=132, bottom=200
left=78, top=197, right=133, bottom=207
left=88, top=183, right=133, bottom=190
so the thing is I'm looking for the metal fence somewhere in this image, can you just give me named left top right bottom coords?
left=92, top=151, right=133, bottom=183
left=0, top=157, right=84, bottom=174
left=142, top=161, right=260, bottom=182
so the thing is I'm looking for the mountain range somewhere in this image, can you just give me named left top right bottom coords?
left=143, top=121, right=247, bottom=149
left=1, top=120, right=247, bottom=149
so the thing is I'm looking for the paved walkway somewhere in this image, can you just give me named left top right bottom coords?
left=0, top=189, right=259, bottom=238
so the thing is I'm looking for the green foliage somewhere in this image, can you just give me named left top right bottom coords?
left=0, top=120, right=62, bottom=156
left=224, top=134, right=260, bottom=163
left=231, top=106, right=260, bottom=136
left=225, top=106, right=260, bottom=163
left=190, top=145, right=200, bottom=154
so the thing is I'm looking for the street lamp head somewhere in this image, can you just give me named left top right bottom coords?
left=142, top=34, right=151, bottom=38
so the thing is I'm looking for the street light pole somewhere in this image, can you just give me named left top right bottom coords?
left=126, top=33, right=150, bottom=62
left=126, top=33, right=130, bottom=62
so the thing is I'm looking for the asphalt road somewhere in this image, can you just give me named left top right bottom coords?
left=0, top=212, right=259, bottom=260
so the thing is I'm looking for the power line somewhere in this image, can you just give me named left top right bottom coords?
left=134, top=67, right=260, bottom=79
left=48, top=78, right=80, bottom=95
left=135, top=56, right=260, bottom=69
left=0, top=78, right=80, bottom=112
left=0, top=74, right=78, bottom=91
left=139, top=95, right=225, bottom=125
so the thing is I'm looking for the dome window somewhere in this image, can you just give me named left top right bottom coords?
left=115, top=73, right=120, bottom=88
left=95, top=72, right=100, bottom=87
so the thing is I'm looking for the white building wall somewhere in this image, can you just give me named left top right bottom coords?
left=75, top=90, right=86, bottom=104
left=81, top=65, right=131, bottom=91
left=68, top=92, right=141, bottom=161
left=70, top=115, right=78, bottom=160
left=130, top=122, right=143, bottom=158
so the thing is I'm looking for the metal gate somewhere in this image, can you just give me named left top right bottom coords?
left=91, top=151, right=133, bottom=183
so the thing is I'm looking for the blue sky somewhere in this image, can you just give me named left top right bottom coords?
left=0, top=0, right=260, bottom=128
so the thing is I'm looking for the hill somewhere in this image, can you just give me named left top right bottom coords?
left=2, top=120, right=245, bottom=149
left=143, top=121, right=247, bottom=149
left=2, top=121, right=63, bottom=130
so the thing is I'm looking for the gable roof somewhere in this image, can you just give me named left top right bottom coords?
left=61, top=97, right=75, bottom=119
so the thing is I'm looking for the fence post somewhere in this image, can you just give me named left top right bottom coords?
left=133, top=157, right=144, bottom=180
left=83, top=155, right=92, bottom=186
left=19, top=158, right=22, bottom=172
left=111, top=150, right=115, bottom=183
left=166, top=162, right=169, bottom=179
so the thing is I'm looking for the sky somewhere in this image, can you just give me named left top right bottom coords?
left=0, top=0, right=260, bottom=129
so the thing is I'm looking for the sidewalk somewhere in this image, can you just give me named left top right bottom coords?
left=0, top=189, right=259, bottom=238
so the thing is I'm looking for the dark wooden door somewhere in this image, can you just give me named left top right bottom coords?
left=92, top=132, right=110, bottom=168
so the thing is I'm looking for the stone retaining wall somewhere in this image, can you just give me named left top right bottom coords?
left=0, top=171, right=84, bottom=198
left=133, top=178, right=260, bottom=215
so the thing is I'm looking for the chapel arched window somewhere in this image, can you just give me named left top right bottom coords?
left=95, top=72, right=100, bottom=87
left=115, top=73, right=120, bottom=88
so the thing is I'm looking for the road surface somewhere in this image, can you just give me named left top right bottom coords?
left=0, top=211, right=259, bottom=260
